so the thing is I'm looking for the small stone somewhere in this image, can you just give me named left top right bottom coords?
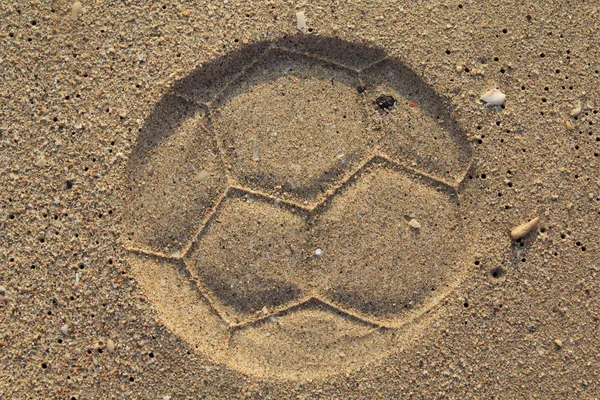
left=554, top=339, right=563, bottom=348
left=106, top=339, right=115, bottom=352
left=261, top=306, right=268, bottom=315
left=570, top=100, right=582, bottom=117
left=565, top=119, right=574, bottom=130
left=296, top=11, right=306, bottom=34
left=408, top=219, right=421, bottom=229
left=60, top=325, right=69, bottom=336
left=0, top=286, right=6, bottom=295
left=71, top=1, right=83, bottom=21
left=35, top=157, right=46, bottom=168
left=374, top=95, right=396, bottom=112
left=315, top=248, right=323, bottom=257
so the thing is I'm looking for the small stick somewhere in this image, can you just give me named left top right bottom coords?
left=510, top=217, right=540, bottom=240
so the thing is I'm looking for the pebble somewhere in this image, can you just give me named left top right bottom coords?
left=554, top=339, right=563, bottom=348
left=0, top=286, right=5, bottom=296
left=375, top=94, right=396, bottom=112
left=35, top=157, right=46, bottom=168
left=408, top=219, right=422, bottom=229
left=106, top=339, right=115, bottom=353
left=71, top=1, right=83, bottom=21
left=60, top=325, right=69, bottom=336
left=570, top=100, right=582, bottom=117
left=296, top=11, right=307, bottom=34
left=315, top=248, right=323, bottom=257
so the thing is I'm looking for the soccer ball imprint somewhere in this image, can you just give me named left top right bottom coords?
left=124, top=36, right=475, bottom=380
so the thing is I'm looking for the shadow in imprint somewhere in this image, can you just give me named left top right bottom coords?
left=326, top=282, right=434, bottom=321
left=127, top=94, right=204, bottom=169
left=204, top=274, right=302, bottom=316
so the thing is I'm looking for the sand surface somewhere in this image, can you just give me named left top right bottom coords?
left=1, top=0, right=599, bottom=398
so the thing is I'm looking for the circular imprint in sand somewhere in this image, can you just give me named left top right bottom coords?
left=124, top=36, right=475, bottom=380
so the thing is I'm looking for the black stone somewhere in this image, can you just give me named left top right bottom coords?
left=374, top=94, right=396, bottom=111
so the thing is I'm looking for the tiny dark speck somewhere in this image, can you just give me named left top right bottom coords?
left=66, top=180, right=74, bottom=189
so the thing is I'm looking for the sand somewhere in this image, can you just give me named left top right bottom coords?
left=1, top=0, right=599, bottom=398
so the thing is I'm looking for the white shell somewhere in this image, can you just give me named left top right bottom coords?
left=296, top=11, right=307, bottom=34
left=480, top=89, right=506, bottom=106
left=570, top=100, right=582, bottom=117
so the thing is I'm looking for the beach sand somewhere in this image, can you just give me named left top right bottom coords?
left=1, top=0, right=599, bottom=398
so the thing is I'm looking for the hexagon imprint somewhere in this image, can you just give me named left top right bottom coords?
left=306, top=165, right=466, bottom=326
left=185, top=196, right=307, bottom=323
left=211, top=49, right=373, bottom=206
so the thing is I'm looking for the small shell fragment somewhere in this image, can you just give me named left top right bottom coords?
left=510, top=216, right=539, bottom=240
left=60, top=325, right=69, bottom=336
left=106, top=339, right=115, bottom=352
left=296, top=11, right=307, bottom=34
left=408, top=219, right=422, bottom=229
left=480, top=89, right=506, bottom=106
left=35, top=157, right=47, bottom=168
left=71, top=1, right=83, bottom=21
left=196, top=170, right=210, bottom=181
left=570, top=100, right=582, bottom=117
